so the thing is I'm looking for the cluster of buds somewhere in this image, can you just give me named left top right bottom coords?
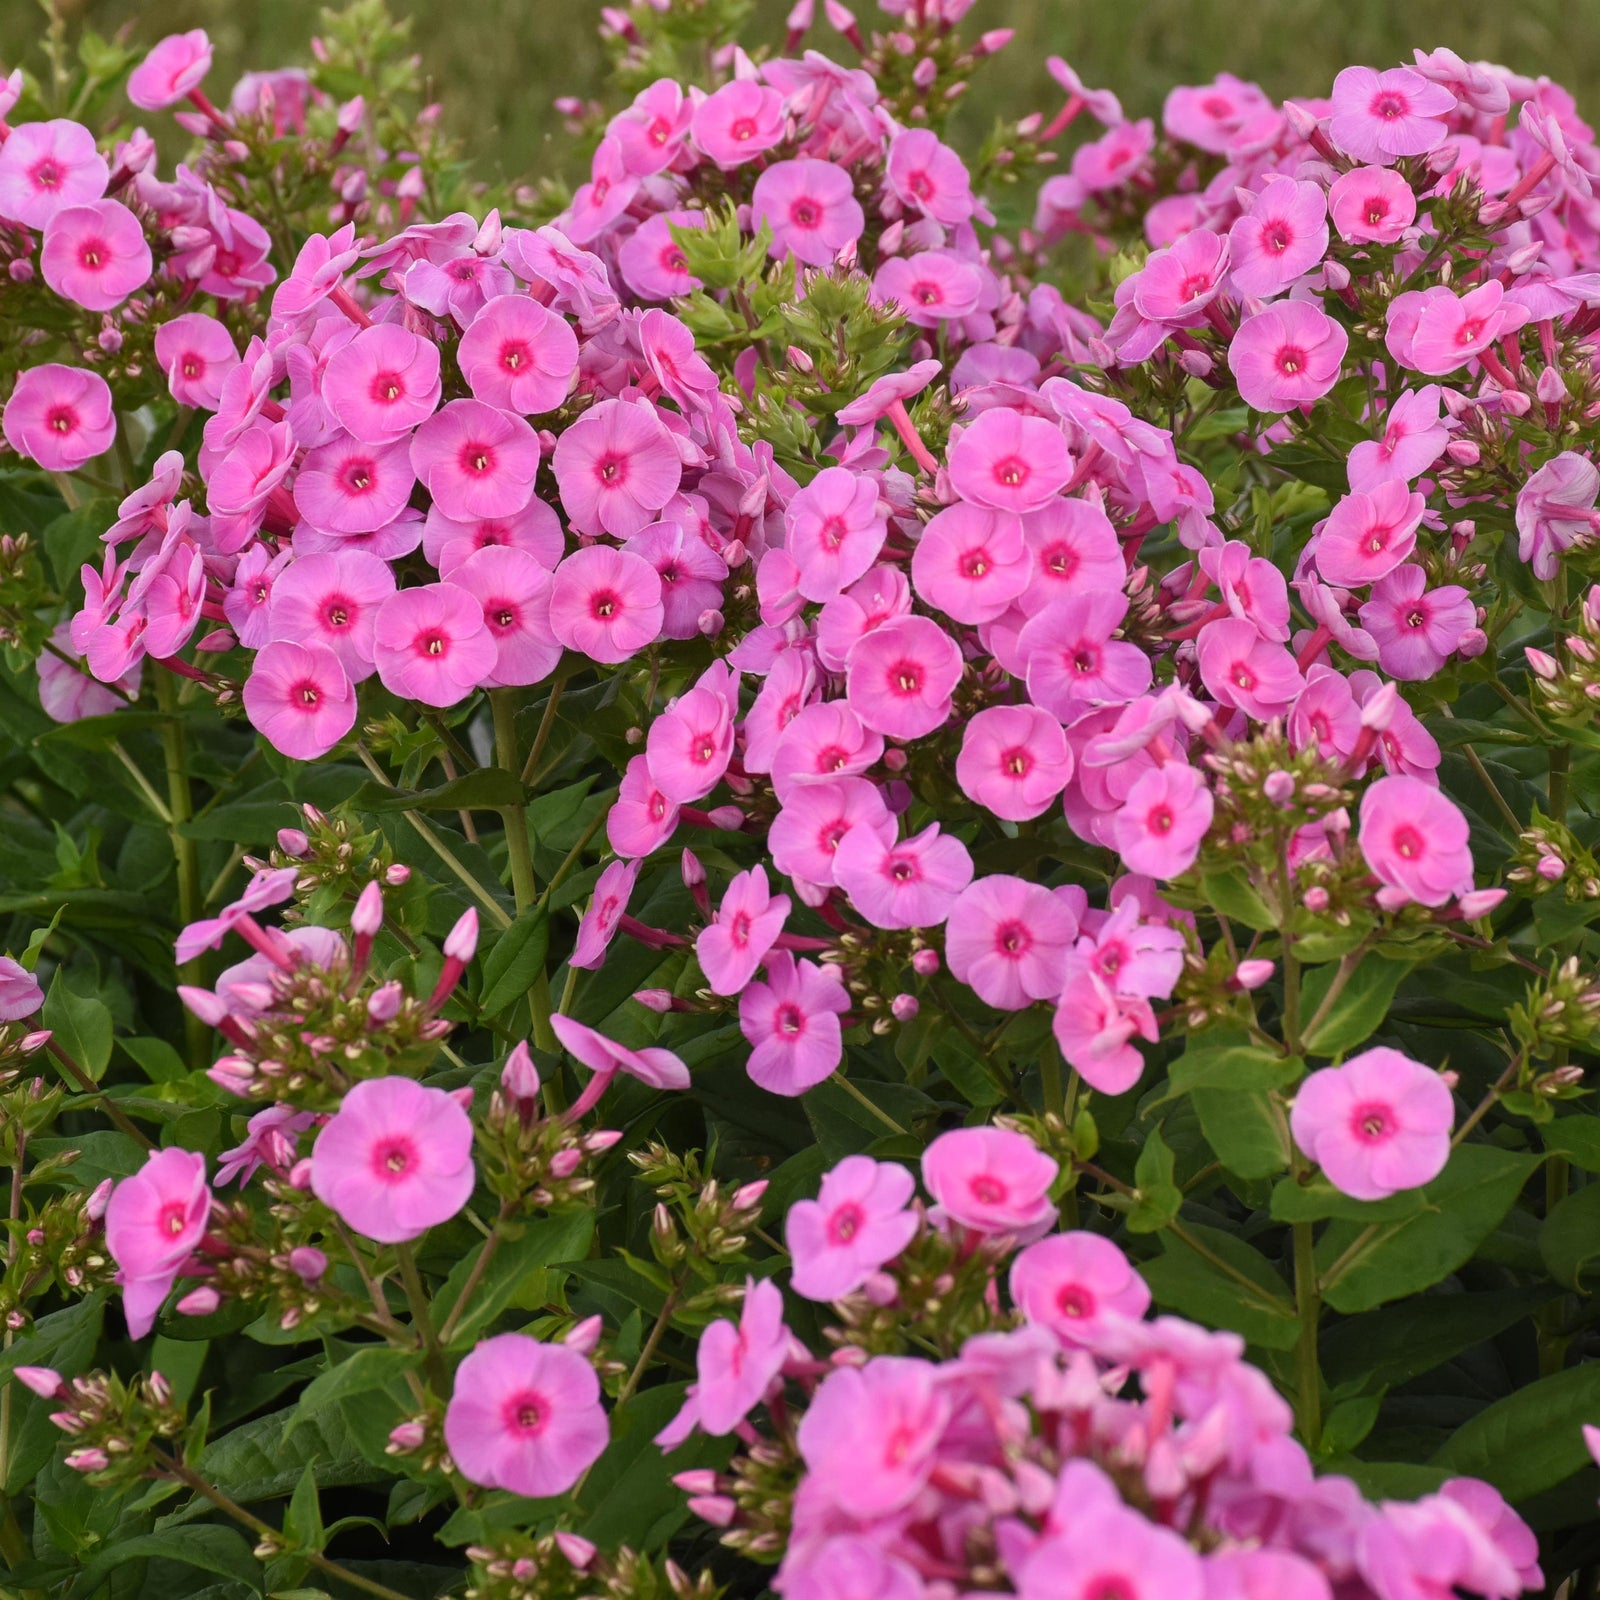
left=629, top=1143, right=767, bottom=1284
left=464, top=1528, right=720, bottom=1600
left=1, top=1177, right=115, bottom=1324
left=1172, top=941, right=1277, bottom=1031
left=1202, top=723, right=1356, bottom=861
left=1509, top=955, right=1600, bottom=1061
left=675, top=1434, right=798, bottom=1562
left=1526, top=595, right=1600, bottom=720
left=385, top=1406, right=453, bottom=1476
left=15, top=1365, right=186, bottom=1486
left=173, top=1193, right=339, bottom=1332
left=258, top=801, right=412, bottom=926
left=0, top=1022, right=54, bottom=1090
left=1506, top=812, right=1600, bottom=899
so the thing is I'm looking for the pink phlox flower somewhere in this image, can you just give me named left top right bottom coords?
left=154, top=313, right=239, bottom=410
left=42, top=199, right=152, bottom=311
left=1112, top=761, right=1214, bottom=880
left=698, top=865, right=791, bottom=995
left=444, top=1333, right=609, bottom=1498
left=946, top=875, right=1078, bottom=1011
left=1435, top=1479, right=1544, bottom=1596
left=570, top=858, right=641, bottom=971
left=269, top=550, right=396, bottom=683
left=504, top=226, right=620, bottom=327
left=608, top=753, right=682, bottom=859
left=872, top=250, right=986, bottom=328
left=1358, top=773, right=1473, bottom=907
left=956, top=703, right=1074, bottom=821
left=1227, top=300, right=1348, bottom=413
left=1385, top=281, right=1529, bottom=376
left=768, top=777, right=895, bottom=888
left=1314, top=481, right=1427, bottom=588
left=638, top=308, right=720, bottom=415
left=834, top=820, right=973, bottom=930
left=622, top=520, right=729, bottom=640
left=1195, top=616, right=1305, bottom=720
left=411, top=398, right=541, bottom=522
left=617, top=209, right=707, bottom=301
left=784, top=465, right=888, bottom=601
left=128, top=29, right=212, bottom=109
left=1070, top=117, right=1156, bottom=193
left=739, top=951, right=849, bottom=1095
left=563, top=136, right=641, bottom=245
left=460, top=295, right=579, bottom=416
left=372, top=582, right=496, bottom=706
left=105, top=1147, right=211, bottom=1338
left=949, top=407, right=1074, bottom=514
left=1073, top=897, right=1185, bottom=999
left=786, top=1155, right=917, bottom=1301
left=782, top=1540, right=926, bottom=1600
left=271, top=222, right=362, bottom=325
left=450, top=545, right=561, bottom=687
left=834, top=359, right=944, bottom=427
left=1359, top=564, right=1475, bottom=680
left=845, top=615, right=964, bottom=740
left=1299, top=574, right=1381, bottom=663
left=912, top=503, right=1032, bottom=623
left=1329, top=165, right=1418, bottom=246
left=694, top=1278, right=793, bottom=1434
left=1163, top=74, right=1274, bottom=153
left=216, top=1104, right=317, bottom=1187
left=399, top=248, right=516, bottom=331
left=741, top=649, right=818, bottom=774
left=423, top=497, right=565, bottom=578
left=1351, top=669, right=1441, bottom=781
left=1020, top=592, right=1153, bottom=718
left=609, top=79, right=695, bottom=176
left=1198, top=539, right=1291, bottom=641
left=1516, top=451, right=1599, bottom=579
left=548, top=543, right=665, bottom=664
left=0, top=120, right=108, bottom=229
left=1052, top=965, right=1159, bottom=1096
left=1291, top=1046, right=1453, bottom=1200
left=1347, top=384, right=1447, bottom=490
left=922, top=1126, right=1058, bottom=1240
left=550, top=1012, right=690, bottom=1091
left=751, top=158, right=866, bottom=267
left=1017, top=1501, right=1204, bottom=1600
left=1116, top=229, right=1230, bottom=359
left=174, top=865, right=297, bottom=965
left=554, top=397, right=683, bottom=537
left=814, top=564, right=913, bottom=672
left=207, top=419, right=297, bottom=552
left=322, top=322, right=442, bottom=442
left=886, top=128, right=975, bottom=226
left=1411, top=48, right=1511, bottom=116
left=3, top=364, right=115, bottom=471
left=295, top=432, right=416, bottom=537
left=37, top=621, right=138, bottom=723
left=1009, top=1231, right=1151, bottom=1345
left=1227, top=178, right=1329, bottom=299
left=0, top=958, right=43, bottom=1023
left=1329, top=65, right=1457, bottom=165
left=1289, top=663, right=1363, bottom=761
left=1016, top=498, right=1127, bottom=612
left=692, top=78, right=787, bottom=168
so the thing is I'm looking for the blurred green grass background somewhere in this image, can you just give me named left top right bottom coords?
left=8, top=0, right=1600, bottom=182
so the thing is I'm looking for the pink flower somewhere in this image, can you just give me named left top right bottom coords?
left=1228, top=179, right=1328, bottom=299
left=872, top=251, right=985, bottom=328
left=1291, top=1047, right=1453, bottom=1201
left=445, top=1333, right=609, bottom=1498
left=370, top=583, right=495, bottom=706
left=553, top=398, right=683, bottom=538
left=1315, top=483, right=1427, bottom=588
left=216, top=1104, right=317, bottom=1187
left=412, top=399, right=541, bottom=522
left=699, top=865, right=790, bottom=995
left=1019, top=1501, right=1204, bottom=1600
left=886, top=128, right=975, bottom=226
left=771, top=700, right=883, bottom=797
left=695, top=1279, right=791, bottom=1434
left=1329, top=165, right=1418, bottom=245
left=323, top=324, right=442, bottom=442
left=1516, top=452, right=1599, bottom=580
left=845, top=616, right=964, bottom=740
left=1113, top=762, right=1214, bottom=880
left=617, top=209, right=706, bottom=301
left=945, top=875, right=1076, bottom=1011
left=296, top=434, right=417, bottom=535
left=128, top=30, right=212, bottom=110
left=1329, top=65, right=1456, bottom=165
left=242, top=639, right=357, bottom=760
left=957, top=704, right=1074, bottom=820
left=623, top=521, right=728, bottom=639
left=564, top=136, right=639, bottom=245
left=836, top=821, right=973, bottom=930
left=41, top=199, right=151, bottom=311
left=105, top=1148, right=210, bottom=1338
left=912, top=503, right=1031, bottom=624
left=570, top=857, right=639, bottom=971
left=424, top=498, right=565, bottom=577
left=0, top=957, right=43, bottom=1022
left=1358, top=774, right=1475, bottom=907
left=1227, top=301, right=1348, bottom=413
left=550, top=1013, right=690, bottom=1090
left=786, top=1156, right=918, bottom=1300
left=549, top=544, right=664, bottom=664
left=610, top=79, right=694, bottom=176
left=1052, top=967, right=1159, bottom=1095
left=785, top=466, right=888, bottom=601
left=1127, top=228, right=1231, bottom=339
left=768, top=777, right=895, bottom=886
left=1195, top=617, right=1304, bottom=720
left=450, top=546, right=561, bottom=687
left=922, top=1126, right=1058, bottom=1239
left=310, top=1076, right=474, bottom=1243
left=797, top=1358, right=950, bottom=1516
left=1347, top=385, right=1447, bottom=491
left=154, top=313, right=238, bottom=410
left=1019, top=498, right=1128, bottom=605
left=692, top=78, right=786, bottom=168
left=751, top=158, right=866, bottom=267
left=459, top=296, right=578, bottom=416
left=949, top=409, right=1074, bottom=514
left=1020, top=593, right=1153, bottom=718
left=1359, top=565, right=1475, bottom=680
left=608, top=754, right=681, bottom=859
left=1163, top=73, right=1272, bottom=152
left=1009, top=1231, right=1151, bottom=1344
left=1386, top=281, right=1528, bottom=376
left=3, top=365, right=115, bottom=471
left=0, top=120, right=108, bottom=229
left=268, top=551, right=396, bottom=683
left=739, top=953, right=850, bottom=1095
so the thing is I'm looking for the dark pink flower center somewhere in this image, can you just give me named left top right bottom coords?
left=1392, top=823, right=1424, bottom=859
left=789, top=197, right=820, bottom=228
left=1262, top=221, right=1293, bottom=255
left=1057, top=1283, right=1095, bottom=1319
left=158, top=1201, right=189, bottom=1237
left=292, top=678, right=323, bottom=710
left=46, top=405, right=78, bottom=435
left=992, top=455, right=1029, bottom=489
left=828, top=1202, right=864, bottom=1243
left=372, top=1135, right=417, bottom=1180
left=995, top=919, right=1033, bottom=958
left=595, top=452, right=628, bottom=486
left=776, top=1002, right=805, bottom=1038
left=1146, top=802, right=1175, bottom=835
left=461, top=441, right=497, bottom=477
left=590, top=588, right=621, bottom=620
left=1003, top=745, right=1033, bottom=778
left=30, top=158, right=62, bottom=191
left=499, top=340, right=529, bottom=373
left=502, top=1388, right=550, bottom=1437
left=969, top=1173, right=1006, bottom=1205
left=1350, top=1101, right=1393, bottom=1144
left=341, top=457, right=377, bottom=494
left=1275, top=344, right=1306, bottom=376
left=889, top=659, right=923, bottom=696
left=77, top=236, right=108, bottom=270
left=1369, top=90, right=1410, bottom=122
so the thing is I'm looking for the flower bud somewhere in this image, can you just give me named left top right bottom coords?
left=385, top=862, right=411, bottom=886
left=337, top=95, right=366, bottom=134
left=12, top=1366, right=63, bottom=1399
left=1444, top=438, right=1480, bottom=465
left=1525, top=646, right=1561, bottom=680
left=911, top=948, right=941, bottom=976
left=1456, top=627, right=1487, bottom=659
left=1233, top=959, right=1275, bottom=990
left=367, top=981, right=403, bottom=1024
left=554, top=1531, right=597, bottom=1568
left=501, top=1040, right=542, bottom=1104
left=177, top=1286, right=221, bottom=1316
left=681, top=849, right=705, bottom=888
left=891, top=993, right=920, bottom=1021
left=563, top=1315, right=603, bottom=1355
left=1263, top=770, right=1295, bottom=803
left=352, top=880, right=383, bottom=936
left=444, top=906, right=479, bottom=962
left=387, top=1421, right=425, bottom=1452
left=277, top=828, right=310, bottom=857
left=1358, top=681, right=1399, bottom=731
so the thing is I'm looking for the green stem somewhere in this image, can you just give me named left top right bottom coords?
left=47, top=1040, right=152, bottom=1149
left=109, top=742, right=173, bottom=823
left=156, top=671, right=208, bottom=1073
left=1293, top=1218, right=1322, bottom=1448
left=393, top=1242, right=449, bottom=1395
left=1549, top=741, right=1570, bottom=822
left=519, top=680, right=565, bottom=788
left=618, top=1286, right=682, bottom=1406
left=830, top=1072, right=907, bottom=1135
left=436, top=1214, right=509, bottom=1347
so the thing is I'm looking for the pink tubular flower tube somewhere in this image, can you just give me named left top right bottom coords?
left=309, top=1076, right=475, bottom=1243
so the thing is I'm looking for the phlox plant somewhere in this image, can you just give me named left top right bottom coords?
left=2, top=1, right=1600, bottom=1597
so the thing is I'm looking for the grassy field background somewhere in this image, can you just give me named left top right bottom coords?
left=6, top=0, right=1600, bottom=184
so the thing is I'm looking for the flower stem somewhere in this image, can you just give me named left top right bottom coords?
left=1292, top=1217, right=1322, bottom=1449
left=156, top=669, right=207, bottom=1072
left=393, top=1242, right=449, bottom=1395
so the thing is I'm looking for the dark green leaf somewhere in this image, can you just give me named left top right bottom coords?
left=1127, top=1128, right=1181, bottom=1233
left=1542, top=1116, right=1600, bottom=1172
left=1139, top=1224, right=1298, bottom=1348
left=1168, top=1042, right=1300, bottom=1095
left=436, top=1209, right=596, bottom=1347
left=1322, top=1289, right=1546, bottom=1393
left=1190, top=1086, right=1290, bottom=1179
left=42, top=968, right=112, bottom=1080
left=289, top=1346, right=421, bottom=1435
left=1197, top=868, right=1275, bottom=930
left=1432, top=1365, right=1600, bottom=1501
left=77, top=1527, right=261, bottom=1594
left=351, top=767, right=525, bottom=813
left=1301, top=956, right=1412, bottom=1056
left=477, top=906, right=549, bottom=1018
left=1540, top=1180, right=1600, bottom=1290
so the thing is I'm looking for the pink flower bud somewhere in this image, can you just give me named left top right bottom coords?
left=674, top=1469, right=720, bottom=1494
left=550, top=1148, right=583, bottom=1178
left=1358, top=681, right=1399, bottom=731
left=688, top=1495, right=738, bottom=1526
left=1303, top=886, right=1331, bottom=912
left=65, top=1448, right=108, bottom=1473
left=823, top=0, right=857, bottom=33
left=562, top=1315, right=603, bottom=1355
left=1500, top=389, right=1532, bottom=417
left=277, top=828, right=310, bottom=857
left=177, top=1286, right=221, bottom=1316
left=1538, top=854, right=1566, bottom=881
left=1537, top=365, right=1568, bottom=404
left=976, top=27, right=1013, bottom=54
left=554, top=1531, right=596, bottom=1568
left=12, top=1366, right=62, bottom=1399
left=706, top=805, right=745, bottom=830
left=97, top=327, right=123, bottom=354
left=444, top=907, right=479, bottom=963
left=680, top=849, right=705, bottom=888
left=388, top=1421, right=425, bottom=1452
left=721, top=538, right=748, bottom=569
left=289, top=1247, right=328, bottom=1281
left=891, top=993, right=920, bottom=1021
left=208, top=1056, right=255, bottom=1095
left=351, top=880, right=383, bottom=936
left=501, top=1040, right=542, bottom=1104
left=1233, top=959, right=1275, bottom=990
left=913, top=57, right=938, bottom=89
left=1283, top=99, right=1320, bottom=140
left=1456, top=627, right=1488, bottom=659
left=85, top=1178, right=113, bottom=1221
left=697, top=608, right=725, bottom=636
left=1177, top=348, right=1214, bottom=378
left=1445, top=438, right=1480, bottom=465
left=1457, top=888, right=1504, bottom=918
left=289, top=1158, right=314, bottom=1189
left=337, top=95, right=366, bottom=133
left=1322, top=259, right=1351, bottom=291
left=8, top=259, right=34, bottom=284
left=367, top=981, right=403, bottom=1024
left=21, top=1029, right=51, bottom=1055
left=1525, top=646, right=1561, bottom=680
left=634, top=989, right=676, bottom=1012
left=911, top=948, right=941, bottom=976
left=1263, top=770, right=1295, bottom=803
left=385, top=863, right=411, bottom=886
left=733, top=1179, right=768, bottom=1210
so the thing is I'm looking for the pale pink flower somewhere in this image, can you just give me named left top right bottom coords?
left=785, top=466, right=887, bottom=601
left=0, top=958, right=43, bottom=1023
left=768, top=778, right=895, bottom=887
left=698, top=865, right=791, bottom=995
left=105, top=1148, right=210, bottom=1338
left=608, top=754, right=682, bottom=859
left=946, top=875, right=1076, bottom=1011
left=692, top=78, right=786, bottom=167
left=1329, top=65, right=1456, bottom=165
left=786, top=1156, right=917, bottom=1300
left=771, top=700, right=883, bottom=798
left=610, top=79, right=694, bottom=176
left=885, top=128, right=975, bottom=226
left=296, top=434, right=416, bottom=535
left=739, top=952, right=850, bottom=1095
left=372, top=583, right=497, bottom=706
left=912, top=503, right=1031, bottom=623
left=1386, top=282, right=1528, bottom=376
left=1163, top=73, right=1272, bottom=152
left=623, top=521, right=728, bottom=639
left=564, top=135, right=639, bottom=244
left=1329, top=165, right=1418, bottom=245
left=323, top=324, right=442, bottom=442
left=424, top=498, right=565, bottom=578
left=268, top=551, right=396, bottom=683
left=1052, top=965, right=1158, bottom=1094
left=1018, top=498, right=1127, bottom=608
left=845, top=616, right=964, bottom=740
left=548, top=544, right=664, bottom=664
left=3, top=364, right=115, bottom=471
left=0, top=120, right=108, bottom=229
left=450, top=546, right=561, bottom=687
left=1315, top=483, right=1427, bottom=588
left=1019, top=1501, right=1204, bottom=1600
left=872, top=251, right=985, bottom=328
left=617, top=209, right=706, bottom=301
left=1112, top=762, right=1213, bottom=880
left=834, top=821, right=972, bottom=930
left=1228, top=179, right=1328, bottom=299
left=751, top=158, right=866, bottom=267
left=445, top=1333, right=608, bottom=1497
left=243, top=639, right=357, bottom=760
left=1010, top=1231, right=1151, bottom=1344
left=922, top=1126, right=1057, bottom=1239
left=695, top=1279, right=791, bottom=1434
left=1359, top=565, right=1475, bottom=680
left=411, top=399, right=541, bottom=522
left=550, top=1012, right=690, bottom=1090
left=459, top=296, right=579, bottom=416
left=1227, top=301, right=1348, bottom=413
left=310, top=1076, right=474, bottom=1243
left=41, top=199, right=151, bottom=310
left=1516, top=452, right=1599, bottom=580
left=553, top=398, right=683, bottom=538
left=1347, top=385, right=1447, bottom=491
left=1020, top=593, right=1153, bottom=718
left=1358, top=774, right=1474, bottom=907
left=1195, top=617, right=1305, bottom=720
left=1291, top=1047, right=1453, bottom=1200
left=154, top=313, right=238, bottom=410
left=128, top=30, right=212, bottom=110
left=956, top=704, right=1073, bottom=820
left=949, top=409, right=1073, bottom=514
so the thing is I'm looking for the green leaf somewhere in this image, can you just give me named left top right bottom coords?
left=1318, top=1146, right=1540, bottom=1313
left=78, top=1527, right=261, bottom=1594
left=1190, top=1086, right=1290, bottom=1180
left=283, top=1461, right=325, bottom=1552
left=288, top=1346, right=421, bottom=1435
left=42, top=968, right=112, bottom=1081
left=122, top=1035, right=187, bottom=1084
left=436, top=1209, right=596, bottom=1347
left=350, top=767, right=525, bottom=813
left=1197, top=868, right=1275, bottom=931
left=1127, top=1127, right=1181, bottom=1233
left=1139, top=1224, right=1299, bottom=1349
left=1168, top=1042, right=1301, bottom=1095
left=1270, top=1175, right=1425, bottom=1224
left=177, top=1404, right=383, bottom=1516
left=1542, top=1116, right=1600, bottom=1172
left=1432, top=1364, right=1600, bottom=1501
left=477, top=906, right=550, bottom=1018
left=41, top=497, right=117, bottom=590
left=1301, top=956, right=1412, bottom=1056
left=1540, top=1180, right=1600, bottom=1289
left=1322, top=1289, right=1546, bottom=1394
left=1320, top=1395, right=1380, bottom=1455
